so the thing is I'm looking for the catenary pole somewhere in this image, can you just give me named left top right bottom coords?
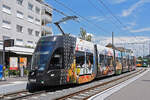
left=112, top=32, right=116, bottom=74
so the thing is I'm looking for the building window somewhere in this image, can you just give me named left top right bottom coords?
left=35, top=7, right=40, bottom=14
left=28, top=3, right=33, bottom=11
left=2, top=5, right=11, bottom=14
left=16, top=25, right=23, bottom=33
left=27, top=41, right=33, bottom=47
left=16, top=39, right=23, bottom=46
left=35, top=31, right=40, bottom=37
left=2, top=20, right=11, bottom=29
left=35, top=18, right=40, bottom=25
left=28, top=15, right=33, bottom=23
left=17, top=0, right=23, bottom=5
left=3, top=36, right=10, bottom=40
left=28, top=28, right=33, bottom=35
left=16, top=11, right=24, bottom=19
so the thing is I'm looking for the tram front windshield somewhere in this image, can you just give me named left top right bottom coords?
left=31, top=40, right=55, bottom=71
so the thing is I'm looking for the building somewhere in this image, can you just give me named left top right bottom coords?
left=0, top=0, right=52, bottom=68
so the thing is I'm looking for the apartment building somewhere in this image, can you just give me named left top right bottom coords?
left=0, top=0, right=52, bottom=66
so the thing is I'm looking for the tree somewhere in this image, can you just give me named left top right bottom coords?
left=80, top=27, right=86, bottom=40
left=80, top=27, right=92, bottom=42
left=86, top=35, right=92, bottom=41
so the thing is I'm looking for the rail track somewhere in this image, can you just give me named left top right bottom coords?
left=0, top=68, right=146, bottom=100
left=56, top=69, right=145, bottom=100
left=1, top=90, right=46, bottom=100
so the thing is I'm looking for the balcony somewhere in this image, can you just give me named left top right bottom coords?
left=42, top=14, right=52, bottom=24
left=41, top=4, right=52, bottom=15
left=42, top=26, right=52, bottom=34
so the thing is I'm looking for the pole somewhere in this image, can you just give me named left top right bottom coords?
left=112, top=32, right=116, bottom=74
left=44, top=8, right=45, bottom=36
left=2, top=39, right=5, bottom=80
left=143, top=43, right=144, bottom=58
left=149, top=41, right=150, bottom=56
left=149, top=41, right=150, bottom=67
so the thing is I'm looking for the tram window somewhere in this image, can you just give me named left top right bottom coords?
left=86, top=53, right=93, bottom=64
left=76, top=51, right=85, bottom=68
left=86, top=52, right=93, bottom=69
left=116, top=57, right=121, bottom=64
left=49, top=48, right=63, bottom=69
left=99, top=54, right=103, bottom=64
left=106, top=56, right=113, bottom=66
left=99, top=54, right=105, bottom=67
left=117, top=57, right=121, bottom=63
left=123, top=58, right=127, bottom=66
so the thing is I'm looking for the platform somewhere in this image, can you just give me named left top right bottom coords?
left=89, top=68, right=150, bottom=100
left=0, top=77, right=27, bottom=95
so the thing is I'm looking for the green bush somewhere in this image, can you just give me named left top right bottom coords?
left=4, top=69, right=29, bottom=77
left=4, top=70, right=9, bottom=77
left=9, top=70, right=20, bottom=76
left=24, top=69, right=29, bottom=76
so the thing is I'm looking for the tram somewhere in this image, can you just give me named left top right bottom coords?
left=28, top=35, right=136, bottom=88
left=142, top=58, right=149, bottom=67
left=136, top=59, right=142, bottom=67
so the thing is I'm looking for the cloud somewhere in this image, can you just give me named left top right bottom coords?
left=89, top=16, right=105, bottom=22
left=87, top=33, right=94, bottom=37
left=94, top=36, right=150, bottom=56
left=130, top=27, right=150, bottom=33
left=94, top=36, right=150, bottom=46
left=122, top=22, right=137, bottom=30
left=121, top=0, right=150, bottom=17
left=110, top=0, right=126, bottom=4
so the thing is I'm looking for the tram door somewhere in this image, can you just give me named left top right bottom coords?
left=48, top=47, right=63, bottom=85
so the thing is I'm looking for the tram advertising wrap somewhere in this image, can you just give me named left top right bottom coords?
left=28, top=35, right=136, bottom=90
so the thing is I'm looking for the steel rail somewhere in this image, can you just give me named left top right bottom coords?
left=56, top=69, right=145, bottom=100
left=2, top=90, right=46, bottom=100
left=1, top=69, right=145, bottom=100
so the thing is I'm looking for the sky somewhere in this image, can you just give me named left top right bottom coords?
left=45, top=0, right=150, bottom=56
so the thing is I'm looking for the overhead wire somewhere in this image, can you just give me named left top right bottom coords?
left=97, top=0, right=138, bottom=38
left=87, top=0, right=127, bottom=45
left=97, top=0, right=127, bottom=29
left=51, top=0, right=136, bottom=49
left=88, top=0, right=122, bottom=32
left=52, top=0, right=112, bottom=37
left=50, top=6, right=99, bottom=37
left=97, top=0, right=140, bottom=52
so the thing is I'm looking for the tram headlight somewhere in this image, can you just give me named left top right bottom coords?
left=41, top=80, right=44, bottom=84
left=31, top=72, right=34, bottom=75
